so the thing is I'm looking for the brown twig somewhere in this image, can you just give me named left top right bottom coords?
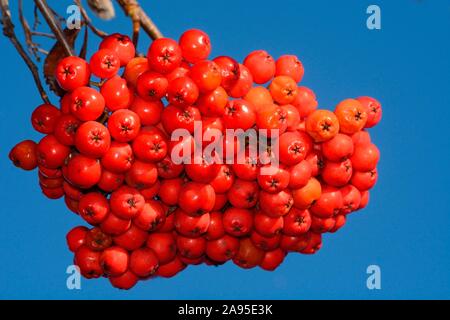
left=74, top=0, right=108, bottom=38
left=18, top=0, right=41, bottom=61
left=79, top=25, right=88, bottom=59
left=126, top=1, right=140, bottom=46
left=115, top=0, right=163, bottom=40
left=32, top=4, right=39, bottom=30
left=0, top=0, right=50, bottom=104
left=31, top=31, right=55, bottom=38
left=34, top=0, right=74, bottom=56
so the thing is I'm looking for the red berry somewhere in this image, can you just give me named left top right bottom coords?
left=130, top=96, right=163, bottom=126
left=254, top=211, right=284, bottom=237
left=243, top=50, right=276, bottom=84
left=75, top=121, right=111, bottom=158
left=74, top=245, right=102, bottom=278
left=283, top=208, right=311, bottom=236
left=351, top=168, right=378, bottom=191
left=177, top=236, right=206, bottom=259
left=89, top=49, right=120, bottom=79
left=132, top=126, right=168, bottom=163
left=147, top=38, right=182, bottom=74
left=350, top=143, right=380, bottom=172
left=65, top=154, right=102, bottom=189
left=100, top=246, right=129, bottom=276
left=321, top=159, right=353, bottom=187
left=37, top=135, right=70, bottom=169
left=54, top=114, right=81, bottom=146
left=228, top=64, right=252, bottom=98
left=174, top=208, right=210, bottom=237
left=9, top=140, right=38, bottom=171
left=205, top=235, right=239, bottom=263
left=189, top=60, right=222, bottom=93
left=134, top=200, right=165, bottom=231
left=78, top=192, right=110, bottom=225
left=357, top=96, right=382, bottom=128
left=99, top=33, right=135, bottom=66
left=340, top=185, right=362, bottom=214
left=66, top=226, right=88, bottom=252
left=223, top=99, right=256, bottom=130
left=31, top=104, right=61, bottom=134
left=110, top=186, right=145, bottom=219
left=275, top=55, right=304, bottom=83
left=108, top=109, right=141, bottom=142
left=322, top=133, right=354, bottom=162
left=109, top=270, right=138, bottom=290
left=260, top=249, right=285, bottom=271
left=100, top=75, right=133, bottom=111
left=213, top=55, right=239, bottom=91
left=223, top=207, right=253, bottom=237
left=130, top=247, right=159, bottom=277
left=113, top=223, right=148, bottom=251
left=146, top=232, right=177, bottom=265
left=156, top=257, right=186, bottom=278
left=70, top=86, right=105, bottom=121
left=101, top=141, right=133, bottom=173
left=55, top=56, right=90, bottom=91
left=167, top=76, right=199, bottom=107
left=100, top=212, right=131, bottom=236
left=292, top=86, right=318, bottom=118
left=179, top=29, right=211, bottom=63
left=310, top=186, right=343, bottom=218
left=178, top=182, right=216, bottom=215
left=136, top=71, right=168, bottom=101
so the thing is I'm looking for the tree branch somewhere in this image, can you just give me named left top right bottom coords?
left=34, top=0, right=74, bottom=56
left=115, top=0, right=163, bottom=40
left=74, top=0, right=108, bottom=38
left=18, top=0, right=41, bottom=61
left=0, top=0, right=50, bottom=104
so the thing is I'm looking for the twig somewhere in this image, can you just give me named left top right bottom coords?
left=126, top=0, right=140, bottom=46
left=32, top=4, right=39, bottom=30
left=37, top=47, right=48, bottom=55
left=18, top=0, right=40, bottom=61
left=31, top=31, right=55, bottom=38
left=115, top=0, right=163, bottom=40
left=74, top=0, right=108, bottom=38
left=0, top=0, right=50, bottom=104
left=34, top=0, right=74, bottom=56
left=79, top=25, right=88, bottom=59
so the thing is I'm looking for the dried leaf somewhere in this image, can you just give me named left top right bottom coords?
left=87, top=0, right=115, bottom=20
left=43, top=28, right=80, bottom=97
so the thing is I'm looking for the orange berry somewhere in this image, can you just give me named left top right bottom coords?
left=244, top=87, right=273, bottom=113
left=305, top=110, right=339, bottom=142
left=269, top=76, right=298, bottom=104
left=292, top=177, right=322, bottom=209
left=334, top=99, right=367, bottom=134
left=124, top=57, right=149, bottom=87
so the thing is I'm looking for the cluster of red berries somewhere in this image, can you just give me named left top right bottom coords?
left=8, top=29, right=382, bottom=290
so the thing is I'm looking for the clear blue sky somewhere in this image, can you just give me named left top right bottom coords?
left=0, top=0, right=449, bottom=299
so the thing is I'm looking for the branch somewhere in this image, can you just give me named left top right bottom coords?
left=74, top=0, right=108, bottom=38
left=115, top=0, right=163, bottom=40
left=0, top=0, right=50, bottom=104
left=18, top=0, right=41, bottom=61
left=34, top=0, right=74, bottom=56
left=31, top=31, right=55, bottom=38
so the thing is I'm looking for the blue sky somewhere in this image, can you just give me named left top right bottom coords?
left=0, top=0, right=449, bottom=299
